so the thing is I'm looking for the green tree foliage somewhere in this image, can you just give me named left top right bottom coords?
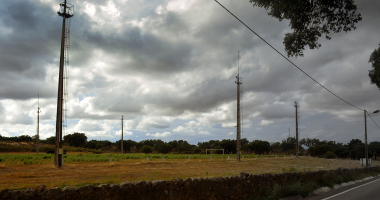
left=115, top=139, right=137, bottom=153
left=369, top=141, right=380, bottom=160
left=198, top=141, right=211, bottom=150
left=241, top=138, right=249, bottom=146
left=270, top=142, right=281, bottom=153
left=300, top=138, right=320, bottom=147
left=139, top=139, right=165, bottom=151
left=219, top=139, right=236, bottom=154
left=168, top=140, right=178, bottom=150
left=85, top=140, right=112, bottom=150
left=0, top=135, right=32, bottom=142
left=247, top=140, right=271, bottom=155
left=194, top=147, right=202, bottom=154
left=45, top=136, right=56, bottom=145
left=140, top=145, right=152, bottom=154
left=307, top=139, right=367, bottom=160
left=281, top=137, right=297, bottom=152
left=249, top=0, right=362, bottom=57
left=177, top=145, right=188, bottom=153
left=157, top=144, right=173, bottom=154
left=368, top=44, right=380, bottom=89
left=63, top=132, right=87, bottom=147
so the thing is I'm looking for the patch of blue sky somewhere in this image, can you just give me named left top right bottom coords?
left=78, top=93, right=97, bottom=102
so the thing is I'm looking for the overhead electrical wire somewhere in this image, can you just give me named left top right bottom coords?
left=214, top=0, right=364, bottom=111
left=367, top=113, right=380, bottom=130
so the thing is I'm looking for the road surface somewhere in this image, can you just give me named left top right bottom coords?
left=306, top=176, right=380, bottom=200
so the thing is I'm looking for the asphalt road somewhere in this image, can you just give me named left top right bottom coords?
left=306, top=176, right=380, bottom=200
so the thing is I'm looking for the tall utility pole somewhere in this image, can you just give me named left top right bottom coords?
left=236, top=51, right=242, bottom=161
left=294, top=101, right=299, bottom=158
left=36, top=93, right=41, bottom=154
left=121, top=115, right=124, bottom=154
left=56, top=0, right=73, bottom=167
left=364, top=110, right=369, bottom=172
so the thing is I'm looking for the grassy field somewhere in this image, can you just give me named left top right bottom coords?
left=0, top=153, right=377, bottom=191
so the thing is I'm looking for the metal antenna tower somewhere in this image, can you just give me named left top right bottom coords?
left=294, top=101, right=299, bottom=158
left=55, top=0, right=74, bottom=167
left=236, top=51, right=242, bottom=161
left=121, top=115, right=124, bottom=154
left=36, top=93, right=41, bottom=154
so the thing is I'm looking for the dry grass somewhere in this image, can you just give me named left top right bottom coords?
left=0, top=155, right=377, bottom=190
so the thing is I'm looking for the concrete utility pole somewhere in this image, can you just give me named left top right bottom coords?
left=236, top=51, right=242, bottom=161
left=36, top=93, right=41, bottom=154
left=121, top=115, right=124, bottom=154
left=294, top=101, right=299, bottom=158
left=364, top=110, right=369, bottom=172
left=56, top=0, right=73, bottom=167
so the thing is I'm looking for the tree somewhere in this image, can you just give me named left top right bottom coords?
left=157, top=144, right=173, bottom=154
left=63, top=132, right=87, bottom=147
left=115, top=139, right=137, bottom=153
left=45, top=136, right=56, bottom=145
left=219, top=139, right=236, bottom=154
left=368, top=44, right=380, bottom=89
left=369, top=141, right=380, bottom=160
left=17, top=135, right=33, bottom=142
left=140, top=145, right=152, bottom=154
left=194, top=147, right=202, bottom=154
left=249, top=0, right=362, bottom=57
left=247, top=140, right=270, bottom=155
left=270, top=142, right=281, bottom=153
left=168, top=140, right=178, bottom=150
left=177, top=145, right=187, bottom=153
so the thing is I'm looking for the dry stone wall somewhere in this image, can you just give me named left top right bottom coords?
left=1, top=167, right=379, bottom=200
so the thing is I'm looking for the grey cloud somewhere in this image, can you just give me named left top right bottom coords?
left=151, top=124, right=170, bottom=129
left=0, top=103, right=4, bottom=114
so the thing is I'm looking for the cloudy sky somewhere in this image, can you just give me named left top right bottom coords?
left=1, top=0, right=380, bottom=145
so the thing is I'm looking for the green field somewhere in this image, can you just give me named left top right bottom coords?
left=0, top=153, right=282, bottom=165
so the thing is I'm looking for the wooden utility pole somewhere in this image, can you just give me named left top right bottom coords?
left=295, top=101, right=299, bottom=158
left=236, top=51, right=242, bottom=161
left=364, top=110, right=368, bottom=172
left=121, top=115, right=124, bottom=154
left=36, top=93, right=41, bottom=154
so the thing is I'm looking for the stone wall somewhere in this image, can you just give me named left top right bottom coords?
left=1, top=167, right=379, bottom=200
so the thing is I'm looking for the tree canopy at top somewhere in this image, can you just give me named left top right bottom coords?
left=368, top=44, right=380, bottom=89
left=249, top=0, right=362, bottom=57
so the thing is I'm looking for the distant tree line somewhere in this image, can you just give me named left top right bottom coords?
left=0, top=135, right=33, bottom=142
left=2, top=133, right=380, bottom=159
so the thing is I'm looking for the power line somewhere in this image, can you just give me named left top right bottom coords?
left=214, top=0, right=363, bottom=111
left=367, top=113, right=380, bottom=130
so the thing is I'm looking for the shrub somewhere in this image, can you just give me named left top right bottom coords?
left=322, top=151, right=336, bottom=159
left=140, top=145, right=152, bottom=154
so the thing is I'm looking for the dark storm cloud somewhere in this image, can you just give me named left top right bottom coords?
left=0, top=0, right=62, bottom=100
left=1, top=0, right=380, bottom=143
